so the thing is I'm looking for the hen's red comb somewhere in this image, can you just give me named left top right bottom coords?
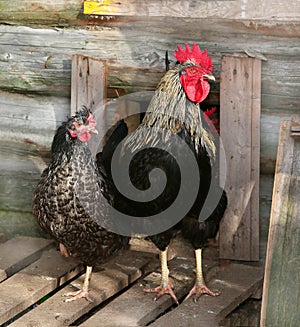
left=174, top=43, right=213, bottom=73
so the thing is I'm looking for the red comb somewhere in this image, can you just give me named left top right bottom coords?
left=87, top=112, right=97, bottom=127
left=174, top=43, right=213, bottom=73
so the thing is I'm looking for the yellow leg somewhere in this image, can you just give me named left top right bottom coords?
left=145, top=247, right=179, bottom=304
left=195, top=248, right=205, bottom=286
left=63, top=265, right=93, bottom=302
left=160, top=247, right=169, bottom=288
left=185, top=248, right=220, bottom=302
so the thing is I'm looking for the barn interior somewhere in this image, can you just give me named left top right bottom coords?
left=0, top=1, right=299, bottom=326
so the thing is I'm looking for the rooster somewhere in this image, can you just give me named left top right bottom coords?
left=33, top=107, right=128, bottom=302
left=97, top=43, right=227, bottom=303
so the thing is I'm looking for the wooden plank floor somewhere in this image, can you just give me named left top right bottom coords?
left=0, top=237, right=263, bottom=326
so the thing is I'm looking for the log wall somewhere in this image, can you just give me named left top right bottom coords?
left=0, top=0, right=299, bottom=242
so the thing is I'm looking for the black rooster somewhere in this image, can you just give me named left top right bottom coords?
left=97, top=43, right=227, bottom=303
left=33, top=108, right=128, bottom=302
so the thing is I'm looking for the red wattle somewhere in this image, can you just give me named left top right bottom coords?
left=180, top=75, right=210, bottom=103
left=78, top=132, right=91, bottom=142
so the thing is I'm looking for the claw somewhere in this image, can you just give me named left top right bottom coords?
left=145, top=282, right=179, bottom=305
left=63, top=290, right=93, bottom=303
left=184, top=284, right=220, bottom=302
left=145, top=248, right=179, bottom=305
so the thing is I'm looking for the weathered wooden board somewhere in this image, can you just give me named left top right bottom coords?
left=0, top=1, right=299, bottom=250
left=0, top=0, right=82, bottom=26
left=0, top=0, right=299, bottom=26
left=0, top=90, right=69, bottom=150
left=219, top=56, right=261, bottom=261
left=261, top=120, right=300, bottom=327
left=0, top=23, right=299, bottom=97
left=80, top=257, right=200, bottom=327
left=0, top=236, right=264, bottom=326
left=71, top=55, right=107, bottom=115
left=150, top=263, right=263, bottom=327
left=0, top=247, right=81, bottom=325
left=9, top=250, right=155, bottom=327
left=82, top=0, right=300, bottom=20
left=0, top=236, right=53, bottom=282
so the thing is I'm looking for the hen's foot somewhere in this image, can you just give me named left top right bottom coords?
left=144, top=282, right=179, bottom=305
left=184, top=284, right=220, bottom=302
left=62, top=290, right=93, bottom=303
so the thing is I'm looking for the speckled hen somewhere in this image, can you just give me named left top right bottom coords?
left=33, top=107, right=128, bottom=302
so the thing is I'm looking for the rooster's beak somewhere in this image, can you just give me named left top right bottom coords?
left=203, top=73, right=215, bottom=81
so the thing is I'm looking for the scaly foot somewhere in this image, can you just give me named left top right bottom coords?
left=62, top=290, right=93, bottom=303
left=184, top=283, right=220, bottom=302
left=144, top=281, right=179, bottom=305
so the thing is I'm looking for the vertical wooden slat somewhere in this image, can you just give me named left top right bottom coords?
left=219, top=55, right=261, bottom=261
left=70, top=55, right=107, bottom=115
left=250, top=58, right=261, bottom=260
left=261, top=120, right=300, bottom=327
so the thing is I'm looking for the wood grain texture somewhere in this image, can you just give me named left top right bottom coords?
left=219, top=56, right=261, bottom=261
left=0, top=237, right=53, bottom=282
left=0, top=22, right=299, bottom=97
left=71, top=55, right=107, bottom=115
left=82, top=0, right=300, bottom=20
left=0, top=6, right=299, bottom=243
left=0, top=0, right=299, bottom=25
left=261, top=120, right=300, bottom=327
left=80, top=257, right=197, bottom=327
left=9, top=250, right=155, bottom=327
left=150, top=263, right=263, bottom=327
left=0, top=247, right=81, bottom=325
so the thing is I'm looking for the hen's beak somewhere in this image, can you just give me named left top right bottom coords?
left=203, top=73, right=215, bottom=81
left=88, top=126, right=98, bottom=134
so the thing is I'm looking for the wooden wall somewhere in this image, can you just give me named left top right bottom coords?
left=0, top=0, right=299, bottom=241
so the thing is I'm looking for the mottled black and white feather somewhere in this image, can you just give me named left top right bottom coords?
left=33, top=108, right=128, bottom=267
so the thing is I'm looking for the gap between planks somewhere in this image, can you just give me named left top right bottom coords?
left=0, top=245, right=81, bottom=326
left=0, top=236, right=54, bottom=283
left=149, top=263, right=263, bottom=327
left=8, top=250, right=155, bottom=327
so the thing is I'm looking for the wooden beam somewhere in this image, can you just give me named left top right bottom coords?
left=82, top=0, right=300, bottom=20
left=219, top=55, right=261, bottom=261
left=261, top=119, right=300, bottom=326
left=0, top=0, right=299, bottom=25
left=71, top=55, right=107, bottom=115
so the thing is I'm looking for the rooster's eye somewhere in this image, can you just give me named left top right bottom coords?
left=188, top=67, right=196, bottom=73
